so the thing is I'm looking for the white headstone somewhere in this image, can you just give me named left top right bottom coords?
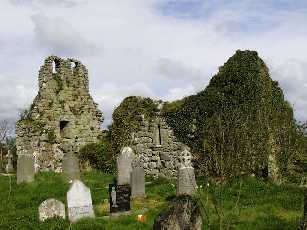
left=177, top=149, right=197, bottom=196
left=67, top=180, right=95, bottom=222
left=38, top=198, right=65, bottom=222
left=117, top=147, right=134, bottom=185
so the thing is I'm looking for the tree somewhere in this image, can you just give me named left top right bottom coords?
left=0, top=120, right=11, bottom=170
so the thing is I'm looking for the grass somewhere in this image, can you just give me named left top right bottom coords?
left=0, top=172, right=304, bottom=229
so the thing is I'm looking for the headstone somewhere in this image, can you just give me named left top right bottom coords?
left=117, top=146, right=134, bottom=185
left=5, top=150, right=14, bottom=174
left=176, top=149, right=197, bottom=196
left=67, top=180, right=95, bottom=222
left=38, top=198, right=65, bottom=222
left=109, top=183, right=131, bottom=213
left=153, top=196, right=202, bottom=230
left=62, top=152, right=80, bottom=181
left=131, top=157, right=145, bottom=198
left=17, top=154, right=35, bottom=184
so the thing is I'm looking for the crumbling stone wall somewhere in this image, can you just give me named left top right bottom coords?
left=16, top=56, right=103, bottom=172
left=131, top=113, right=189, bottom=178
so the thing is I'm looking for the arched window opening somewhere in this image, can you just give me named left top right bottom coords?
left=60, top=120, right=69, bottom=138
left=52, top=60, right=60, bottom=74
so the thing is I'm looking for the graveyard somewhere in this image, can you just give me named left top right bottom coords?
left=0, top=171, right=304, bottom=229
left=0, top=50, right=307, bottom=229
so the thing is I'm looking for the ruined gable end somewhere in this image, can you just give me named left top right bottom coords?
left=16, top=56, right=103, bottom=172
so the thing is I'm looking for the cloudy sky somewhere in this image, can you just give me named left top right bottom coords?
left=1, top=0, right=307, bottom=129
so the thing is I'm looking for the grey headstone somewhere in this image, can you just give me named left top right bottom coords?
left=67, top=180, right=95, bottom=222
left=62, top=153, right=80, bottom=181
left=117, top=147, right=134, bottom=185
left=176, top=149, right=197, bottom=196
left=38, top=198, right=65, bottom=222
left=17, top=154, right=34, bottom=184
left=131, top=158, right=145, bottom=198
left=5, top=150, right=14, bottom=174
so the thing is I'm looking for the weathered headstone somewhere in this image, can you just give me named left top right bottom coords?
left=117, top=146, right=134, bottom=185
left=67, top=180, right=95, bottom=222
left=5, top=150, right=14, bottom=174
left=153, top=196, right=203, bottom=230
left=62, top=152, right=80, bottom=181
left=17, top=154, right=35, bottom=184
left=109, top=183, right=131, bottom=214
left=131, top=157, right=145, bottom=198
left=38, top=198, right=65, bottom=222
left=176, top=149, right=197, bottom=196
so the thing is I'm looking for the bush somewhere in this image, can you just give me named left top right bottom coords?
left=78, top=140, right=114, bottom=173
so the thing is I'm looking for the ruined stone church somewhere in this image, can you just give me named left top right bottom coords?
left=16, top=56, right=103, bottom=172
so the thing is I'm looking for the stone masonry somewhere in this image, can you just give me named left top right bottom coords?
left=16, top=56, right=103, bottom=172
left=131, top=111, right=189, bottom=178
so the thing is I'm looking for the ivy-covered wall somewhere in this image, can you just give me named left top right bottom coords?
left=162, top=50, right=306, bottom=182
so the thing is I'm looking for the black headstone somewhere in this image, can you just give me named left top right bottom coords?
left=109, top=184, right=131, bottom=213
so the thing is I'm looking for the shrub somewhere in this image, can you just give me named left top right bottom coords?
left=78, top=140, right=114, bottom=173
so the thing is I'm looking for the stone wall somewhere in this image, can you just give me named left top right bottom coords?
left=16, top=56, right=103, bottom=172
left=131, top=113, right=189, bottom=178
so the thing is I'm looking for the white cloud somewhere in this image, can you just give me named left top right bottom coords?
left=31, top=14, right=99, bottom=57
left=0, top=0, right=307, bottom=131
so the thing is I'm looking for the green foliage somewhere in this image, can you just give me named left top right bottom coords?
left=162, top=50, right=304, bottom=180
left=110, top=96, right=158, bottom=157
left=195, top=176, right=304, bottom=229
left=78, top=140, right=114, bottom=173
left=47, top=129, right=56, bottom=143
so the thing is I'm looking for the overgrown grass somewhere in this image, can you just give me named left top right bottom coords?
left=0, top=172, right=304, bottom=229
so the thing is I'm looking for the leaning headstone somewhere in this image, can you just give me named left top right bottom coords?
left=117, top=146, right=134, bottom=185
left=17, top=154, right=35, bottom=184
left=67, top=180, right=95, bottom=222
left=153, top=196, right=202, bottom=230
left=38, top=198, right=65, bottom=222
left=62, top=152, right=80, bottom=182
left=131, top=157, right=145, bottom=198
left=109, top=183, right=131, bottom=215
left=176, top=149, right=197, bottom=196
left=5, top=150, right=14, bottom=174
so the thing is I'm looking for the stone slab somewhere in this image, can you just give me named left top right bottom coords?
left=17, top=154, right=34, bottom=184
left=38, top=198, right=65, bottom=222
left=67, top=180, right=95, bottom=222
left=109, top=184, right=131, bottom=213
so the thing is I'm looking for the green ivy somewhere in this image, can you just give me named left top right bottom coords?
left=162, top=50, right=305, bottom=180
left=110, top=96, right=158, bottom=157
